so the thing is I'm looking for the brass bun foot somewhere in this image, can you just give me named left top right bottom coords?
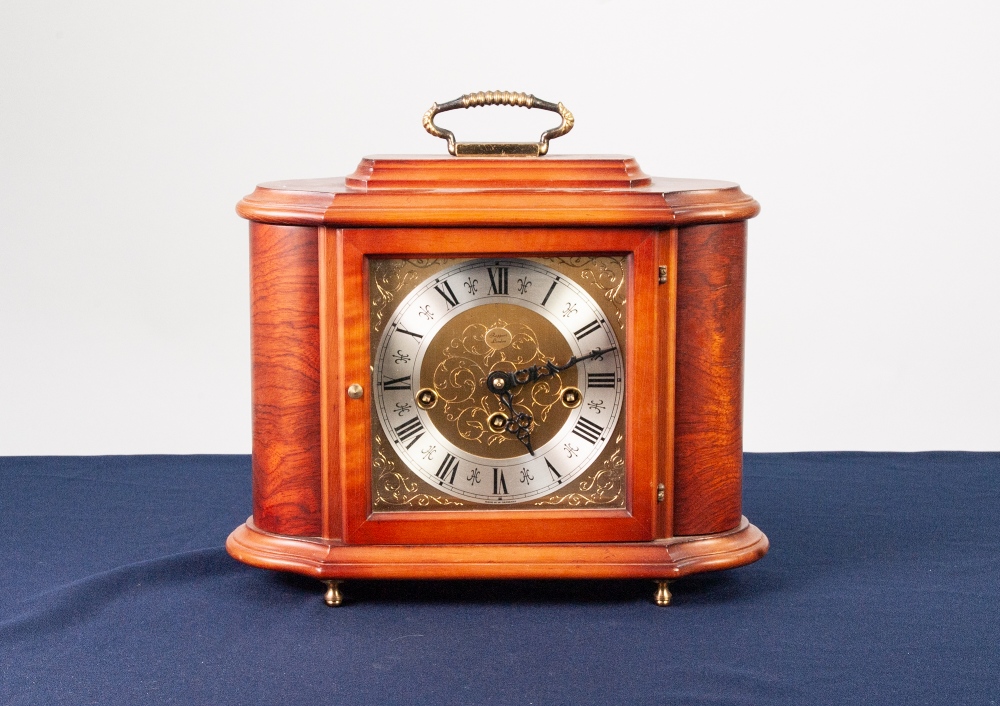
left=323, top=580, right=344, bottom=607
left=654, top=580, right=672, bottom=606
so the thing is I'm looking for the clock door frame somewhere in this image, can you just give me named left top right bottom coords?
left=323, top=227, right=670, bottom=545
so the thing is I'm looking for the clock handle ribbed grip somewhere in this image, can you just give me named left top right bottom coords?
left=422, top=91, right=574, bottom=157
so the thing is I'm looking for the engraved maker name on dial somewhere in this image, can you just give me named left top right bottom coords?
left=373, top=258, right=625, bottom=505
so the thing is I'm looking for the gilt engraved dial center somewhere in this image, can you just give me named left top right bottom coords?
left=419, top=302, right=577, bottom=460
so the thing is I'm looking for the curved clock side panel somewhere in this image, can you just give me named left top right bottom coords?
left=249, top=222, right=323, bottom=536
left=673, top=221, right=747, bottom=535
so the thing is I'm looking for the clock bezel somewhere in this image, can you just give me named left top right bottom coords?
left=326, top=227, right=667, bottom=545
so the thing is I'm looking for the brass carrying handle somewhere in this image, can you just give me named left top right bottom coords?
left=422, top=91, right=574, bottom=156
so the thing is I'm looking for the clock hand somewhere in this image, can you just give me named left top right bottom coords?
left=493, top=387, right=535, bottom=456
left=505, top=346, right=617, bottom=392
left=484, top=346, right=615, bottom=456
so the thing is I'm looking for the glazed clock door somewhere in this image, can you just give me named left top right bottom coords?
left=332, top=228, right=665, bottom=545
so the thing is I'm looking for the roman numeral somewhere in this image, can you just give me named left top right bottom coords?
left=487, top=267, right=509, bottom=295
left=381, top=375, right=411, bottom=391
left=574, top=319, right=602, bottom=340
left=572, top=417, right=604, bottom=444
left=434, top=281, right=459, bottom=308
left=435, top=453, right=459, bottom=485
left=395, top=327, right=423, bottom=340
left=587, top=372, right=617, bottom=389
left=544, top=457, right=562, bottom=483
left=393, top=417, right=424, bottom=449
left=541, top=280, right=558, bottom=306
left=493, top=468, right=508, bottom=495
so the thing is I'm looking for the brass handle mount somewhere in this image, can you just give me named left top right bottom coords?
left=422, top=91, right=574, bottom=157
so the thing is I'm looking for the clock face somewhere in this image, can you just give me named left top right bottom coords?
left=370, top=257, right=626, bottom=506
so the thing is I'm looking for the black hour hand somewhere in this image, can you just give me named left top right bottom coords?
left=485, top=373, right=535, bottom=455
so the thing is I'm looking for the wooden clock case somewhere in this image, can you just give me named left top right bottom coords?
left=226, top=154, right=768, bottom=604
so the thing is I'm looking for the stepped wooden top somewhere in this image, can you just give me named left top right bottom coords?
left=237, top=155, right=759, bottom=227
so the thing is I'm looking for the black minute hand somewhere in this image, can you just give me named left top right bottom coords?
left=507, top=346, right=617, bottom=391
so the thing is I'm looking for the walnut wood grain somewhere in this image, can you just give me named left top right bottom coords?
left=250, top=222, right=323, bottom=536
left=673, top=221, right=747, bottom=535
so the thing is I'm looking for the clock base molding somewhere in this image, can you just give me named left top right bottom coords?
left=226, top=517, right=768, bottom=585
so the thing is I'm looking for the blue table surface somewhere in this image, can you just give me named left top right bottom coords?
left=2, top=452, right=998, bottom=705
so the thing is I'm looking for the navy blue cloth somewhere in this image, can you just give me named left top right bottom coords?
left=1, top=453, right=997, bottom=704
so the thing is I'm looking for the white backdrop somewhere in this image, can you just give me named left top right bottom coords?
left=1, top=1, right=998, bottom=454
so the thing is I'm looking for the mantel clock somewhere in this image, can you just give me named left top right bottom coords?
left=227, top=92, right=768, bottom=605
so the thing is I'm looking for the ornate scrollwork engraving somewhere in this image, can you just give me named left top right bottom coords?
left=542, top=256, right=627, bottom=331
left=424, top=312, right=573, bottom=457
left=533, top=434, right=624, bottom=507
left=370, top=257, right=627, bottom=511
left=373, top=435, right=465, bottom=508
left=371, top=259, right=449, bottom=334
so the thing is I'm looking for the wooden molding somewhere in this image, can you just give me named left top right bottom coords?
left=237, top=156, right=759, bottom=228
left=227, top=516, right=768, bottom=580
